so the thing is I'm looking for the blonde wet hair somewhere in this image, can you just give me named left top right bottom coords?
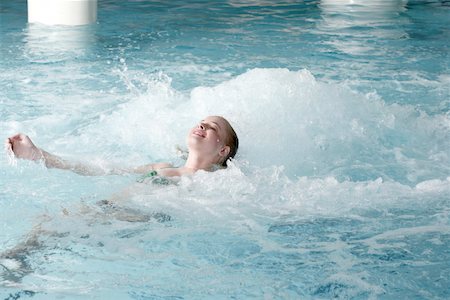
left=215, top=116, right=239, bottom=167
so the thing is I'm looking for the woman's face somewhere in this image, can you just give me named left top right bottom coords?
left=187, top=116, right=230, bottom=158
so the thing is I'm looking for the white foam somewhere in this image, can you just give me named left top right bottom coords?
left=0, top=258, right=21, bottom=271
left=4, top=68, right=449, bottom=187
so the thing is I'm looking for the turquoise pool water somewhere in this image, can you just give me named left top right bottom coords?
left=1, top=0, right=449, bottom=298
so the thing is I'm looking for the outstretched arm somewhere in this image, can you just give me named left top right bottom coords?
left=5, top=133, right=106, bottom=175
left=5, top=133, right=171, bottom=176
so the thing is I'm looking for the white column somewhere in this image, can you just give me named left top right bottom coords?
left=28, top=0, right=97, bottom=26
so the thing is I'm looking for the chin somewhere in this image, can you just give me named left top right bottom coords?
left=186, top=138, right=200, bottom=151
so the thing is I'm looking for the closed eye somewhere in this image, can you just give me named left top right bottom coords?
left=200, top=120, right=221, bottom=132
left=210, top=121, right=221, bottom=131
left=203, top=122, right=218, bottom=131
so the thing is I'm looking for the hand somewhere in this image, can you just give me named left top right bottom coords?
left=5, top=133, right=43, bottom=161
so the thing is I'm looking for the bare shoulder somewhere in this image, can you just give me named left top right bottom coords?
left=157, top=166, right=195, bottom=177
left=133, top=162, right=173, bottom=174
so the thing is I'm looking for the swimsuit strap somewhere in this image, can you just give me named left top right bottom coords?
left=142, top=170, right=158, bottom=178
left=138, top=169, right=172, bottom=185
left=136, top=170, right=158, bottom=183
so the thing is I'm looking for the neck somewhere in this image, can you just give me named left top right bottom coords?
left=184, top=152, right=218, bottom=172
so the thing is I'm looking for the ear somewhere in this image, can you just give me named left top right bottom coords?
left=219, top=145, right=230, bottom=158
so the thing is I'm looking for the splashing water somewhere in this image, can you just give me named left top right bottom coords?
left=1, top=0, right=449, bottom=299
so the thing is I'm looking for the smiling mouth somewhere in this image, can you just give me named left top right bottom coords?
left=193, top=130, right=206, bottom=138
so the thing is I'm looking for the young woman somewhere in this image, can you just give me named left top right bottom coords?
left=5, top=115, right=239, bottom=177
left=1, top=116, right=239, bottom=281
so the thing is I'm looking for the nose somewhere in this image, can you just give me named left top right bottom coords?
left=198, top=123, right=205, bottom=130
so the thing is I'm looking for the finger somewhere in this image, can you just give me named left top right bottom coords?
left=14, top=133, right=25, bottom=142
left=9, top=133, right=24, bottom=141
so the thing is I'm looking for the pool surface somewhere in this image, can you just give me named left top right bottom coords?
left=1, top=0, right=449, bottom=299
